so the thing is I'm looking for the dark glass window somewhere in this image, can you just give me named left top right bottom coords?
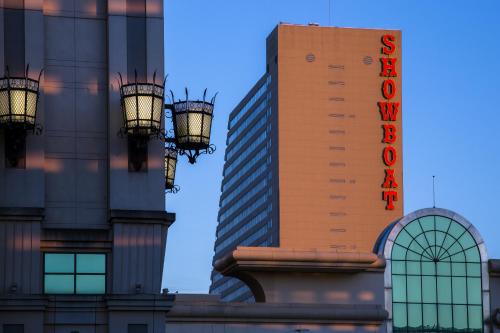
left=391, top=215, right=483, bottom=333
left=128, top=324, right=147, bottom=333
left=3, top=324, right=24, bottom=333
left=44, top=253, right=106, bottom=294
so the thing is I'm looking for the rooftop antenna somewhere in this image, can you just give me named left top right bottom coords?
left=432, top=175, right=436, bottom=208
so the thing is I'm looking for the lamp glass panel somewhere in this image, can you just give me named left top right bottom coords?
left=26, top=91, right=37, bottom=121
left=0, top=91, right=9, bottom=118
left=187, top=112, right=203, bottom=138
left=124, top=96, right=138, bottom=122
left=175, top=113, right=188, bottom=140
left=10, top=90, right=27, bottom=120
left=137, top=95, right=153, bottom=128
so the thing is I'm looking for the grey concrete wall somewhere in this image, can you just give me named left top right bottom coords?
left=107, top=0, right=165, bottom=212
left=490, top=270, right=500, bottom=332
left=0, top=0, right=45, bottom=208
left=111, top=222, right=168, bottom=294
left=0, top=217, right=41, bottom=295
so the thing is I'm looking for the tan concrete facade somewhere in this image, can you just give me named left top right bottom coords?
left=272, top=24, right=403, bottom=252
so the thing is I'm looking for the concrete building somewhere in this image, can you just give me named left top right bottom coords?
left=0, top=1, right=498, bottom=332
left=211, top=24, right=403, bottom=302
left=0, top=0, right=173, bottom=332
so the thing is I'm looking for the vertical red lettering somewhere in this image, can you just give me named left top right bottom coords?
left=378, top=102, right=399, bottom=121
left=380, top=58, right=398, bottom=77
left=382, top=79, right=396, bottom=99
left=382, top=191, right=398, bottom=210
left=382, top=124, right=397, bottom=143
left=383, top=146, right=397, bottom=166
left=382, top=169, right=398, bottom=188
left=381, top=34, right=396, bottom=55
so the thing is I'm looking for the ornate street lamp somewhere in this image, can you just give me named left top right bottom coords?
left=119, top=72, right=165, bottom=171
left=0, top=65, right=43, bottom=167
left=166, top=88, right=216, bottom=164
left=164, top=144, right=179, bottom=193
left=118, top=71, right=217, bottom=191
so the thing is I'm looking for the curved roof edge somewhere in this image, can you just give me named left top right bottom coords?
left=375, top=207, right=488, bottom=262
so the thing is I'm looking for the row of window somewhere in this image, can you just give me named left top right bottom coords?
left=225, top=115, right=267, bottom=161
left=227, top=100, right=268, bottom=145
left=215, top=218, right=268, bottom=253
left=228, top=75, right=270, bottom=130
left=224, top=131, right=267, bottom=177
left=392, top=260, right=481, bottom=277
left=221, top=148, right=267, bottom=192
left=44, top=253, right=106, bottom=294
left=218, top=178, right=267, bottom=223
left=218, top=204, right=269, bottom=238
left=211, top=276, right=239, bottom=295
left=219, top=163, right=267, bottom=208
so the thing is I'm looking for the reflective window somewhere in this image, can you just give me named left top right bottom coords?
left=228, top=76, right=269, bottom=130
left=219, top=178, right=267, bottom=223
left=221, top=148, right=267, bottom=192
left=224, top=131, right=266, bottom=177
left=391, top=216, right=483, bottom=333
left=227, top=101, right=268, bottom=145
left=226, top=116, right=267, bottom=161
left=44, top=253, right=106, bottom=294
left=219, top=163, right=267, bottom=208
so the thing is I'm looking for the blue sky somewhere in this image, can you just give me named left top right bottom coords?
left=162, top=0, right=500, bottom=293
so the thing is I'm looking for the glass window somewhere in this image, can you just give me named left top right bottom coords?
left=44, top=253, right=106, bottom=294
left=391, top=216, right=483, bottom=333
left=3, top=324, right=24, bottom=333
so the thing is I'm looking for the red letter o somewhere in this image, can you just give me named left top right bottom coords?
left=382, top=79, right=396, bottom=99
left=383, top=146, right=397, bottom=166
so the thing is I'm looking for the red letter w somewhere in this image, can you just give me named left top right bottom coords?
left=378, top=102, right=400, bottom=121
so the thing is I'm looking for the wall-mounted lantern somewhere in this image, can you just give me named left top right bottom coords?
left=119, top=71, right=217, bottom=192
left=0, top=65, right=42, bottom=168
left=164, top=144, right=179, bottom=193
left=119, top=72, right=165, bottom=171
left=166, top=89, right=216, bottom=164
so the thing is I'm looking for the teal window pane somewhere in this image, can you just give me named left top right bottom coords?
left=468, top=306, right=483, bottom=330
left=435, top=232, right=446, bottom=251
left=407, top=262, right=420, bottom=275
left=448, top=222, right=466, bottom=240
left=438, top=305, right=452, bottom=330
left=424, top=230, right=436, bottom=248
left=396, top=230, right=413, bottom=248
left=44, top=274, right=74, bottom=294
left=452, top=262, right=466, bottom=275
left=404, top=221, right=422, bottom=238
left=448, top=243, right=464, bottom=258
left=392, top=303, right=407, bottom=329
left=437, top=261, right=451, bottom=276
left=422, top=276, right=437, bottom=303
left=45, top=253, right=74, bottom=273
left=465, top=247, right=481, bottom=263
left=77, top=254, right=105, bottom=274
left=392, top=244, right=407, bottom=260
left=437, top=277, right=452, bottom=303
left=441, top=234, right=456, bottom=252
left=419, top=216, right=434, bottom=232
left=467, top=263, right=481, bottom=277
left=409, top=240, right=426, bottom=257
left=76, top=275, right=105, bottom=294
left=453, top=305, right=468, bottom=330
left=407, top=250, right=421, bottom=261
left=422, top=261, right=436, bottom=275
left=407, top=276, right=422, bottom=302
left=415, top=234, right=430, bottom=251
left=392, top=275, right=406, bottom=302
left=392, top=261, right=405, bottom=274
left=423, top=304, right=438, bottom=331
left=435, top=217, right=451, bottom=232
left=452, top=277, right=467, bottom=303
left=408, top=304, right=422, bottom=330
left=459, top=232, right=476, bottom=250
left=467, top=278, right=482, bottom=305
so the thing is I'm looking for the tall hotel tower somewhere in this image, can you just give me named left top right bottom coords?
left=210, top=24, right=403, bottom=301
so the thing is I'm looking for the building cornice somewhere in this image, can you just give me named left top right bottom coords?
left=0, top=207, right=44, bottom=223
left=167, top=298, right=388, bottom=324
left=108, top=209, right=175, bottom=227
